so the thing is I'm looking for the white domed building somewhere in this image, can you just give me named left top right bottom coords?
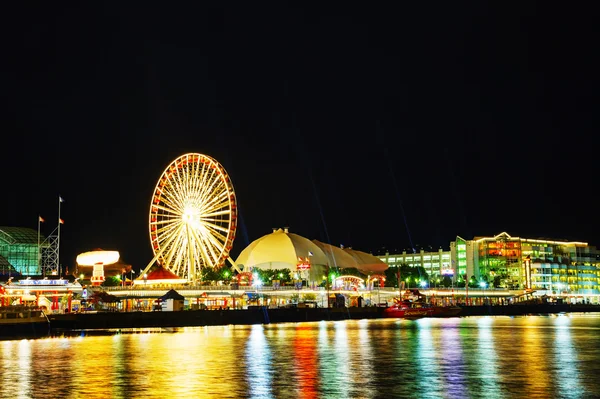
left=236, top=228, right=329, bottom=282
left=312, top=240, right=359, bottom=270
left=343, top=248, right=388, bottom=274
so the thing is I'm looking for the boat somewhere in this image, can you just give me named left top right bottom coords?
left=382, top=289, right=463, bottom=319
left=383, top=299, right=462, bottom=319
left=383, top=299, right=436, bottom=319
left=0, top=305, right=50, bottom=339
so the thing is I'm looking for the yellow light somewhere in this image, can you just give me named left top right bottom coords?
left=76, top=250, right=120, bottom=266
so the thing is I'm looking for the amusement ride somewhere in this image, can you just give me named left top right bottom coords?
left=141, top=153, right=240, bottom=281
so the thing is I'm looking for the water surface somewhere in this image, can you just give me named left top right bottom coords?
left=1, top=314, right=599, bottom=399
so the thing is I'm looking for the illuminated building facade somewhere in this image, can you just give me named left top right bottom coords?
left=0, top=227, right=47, bottom=276
left=379, top=232, right=600, bottom=296
left=450, top=232, right=600, bottom=295
left=378, top=249, right=452, bottom=278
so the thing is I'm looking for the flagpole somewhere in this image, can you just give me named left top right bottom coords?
left=38, top=215, right=42, bottom=277
left=57, top=196, right=62, bottom=278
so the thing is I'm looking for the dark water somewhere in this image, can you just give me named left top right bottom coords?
left=2, top=314, right=600, bottom=399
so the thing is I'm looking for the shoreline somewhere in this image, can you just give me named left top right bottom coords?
left=45, top=303, right=600, bottom=332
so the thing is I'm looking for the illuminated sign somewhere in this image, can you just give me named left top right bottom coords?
left=297, top=262, right=311, bottom=271
left=18, top=279, right=69, bottom=286
left=441, top=269, right=454, bottom=276
left=297, top=256, right=311, bottom=271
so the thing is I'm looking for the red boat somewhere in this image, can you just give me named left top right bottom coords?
left=383, top=300, right=462, bottom=319
left=382, top=300, right=436, bottom=319
left=383, top=292, right=463, bottom=319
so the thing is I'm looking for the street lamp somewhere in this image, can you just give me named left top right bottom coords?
left=253, top=273, right=262, bottom=305
left=480, top=281, right=487, bottom=305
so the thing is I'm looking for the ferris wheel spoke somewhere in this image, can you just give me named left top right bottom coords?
left=185, top=226, right=197, bottom=278
left=201, top=209, right=231, bottom=219
left=201, top=220, right=231, bottom=238
left=160, top=166, right=185, bottom=208
left=192, top=162, right=210, bottom=201
left=202, top=230, right=224, bottom=266
left=169, top=171, right=188, bottom=209
left=197, top=224, right=227, bottom=253
left=207, top=231, right=225, bottom=257
left=156, top=225, right=184, bottom=258
left=200, top=191, right=228, bottom=215
left=151, top=202, right=182, bottom=217
left=155, top=217, right=182, bottom=238
left=168, top=164, right=190, bottom=205
left=162, top=227, right=186, bottom=270
left=152, top=216, right=183, bottom=226
left=200, top=197, right=229, bottom=219
left=161, top=189, right=185, bottom=215
left=155, top=221, right=183, bottom=248
left=191, top=161, right=207, bottom=199
left=192, top=228, right=218, bottom=268
left=171, top=242, right=187, bottom=278
left=198, top=229, right=219, bottom=267
left=198, top=169, right=222, bottom=207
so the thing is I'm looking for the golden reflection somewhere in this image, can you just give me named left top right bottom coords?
left=0, top=316, right=599, bottom=398
left=14, top=340, right=32, bottom=399
left=518, top=317, right=552, bottom=395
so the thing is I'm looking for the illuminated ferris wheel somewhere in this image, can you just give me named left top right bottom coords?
left=145, top=153, right=238, bottom=281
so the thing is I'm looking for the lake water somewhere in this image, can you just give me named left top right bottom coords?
left=1, top=314, right=600, bottom=399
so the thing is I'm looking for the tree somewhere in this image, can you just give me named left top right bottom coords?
left=441, top=276, right=453, bottom=287
left=384, top=263, right=429, bottom=288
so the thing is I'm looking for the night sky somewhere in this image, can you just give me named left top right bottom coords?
left=2, top=3, right=597, bottom=272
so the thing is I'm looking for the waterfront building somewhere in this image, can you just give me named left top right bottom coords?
left=378, top=232, right=600, bottom=298
left=0, top=277, right=83, bottom=310
left=449, top=232, right=600, bottom=295
left=0, top=227, right=48, bottom=276
left=235, top=227, right=388, bottom=284
left=378, top=248, right=452, bottom=279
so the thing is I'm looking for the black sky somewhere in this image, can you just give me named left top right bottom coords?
left=1, top=3, right=598, bottom=272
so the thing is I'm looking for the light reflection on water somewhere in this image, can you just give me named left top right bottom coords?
left=1, top=314, right=600, bottom=398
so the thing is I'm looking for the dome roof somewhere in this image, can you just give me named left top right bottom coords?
left=145, top=267, right=181, bottom=281
left=132, top=266, right=187, bottom=286
left=236, top=228, right=328, bottom=280
left=343, top=248, right=388, bottom=274
left=312, top=240, right=359, bottom=270
left=0, top=227, right=43, bottom=245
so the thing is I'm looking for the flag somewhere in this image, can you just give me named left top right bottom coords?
left=39, top=216, right=45, bottom=223
left=59, top=196, right=65, bottom=203
left=308, top=251, right=313, bottom=256
left=59, top=218, right=64, bottom=224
